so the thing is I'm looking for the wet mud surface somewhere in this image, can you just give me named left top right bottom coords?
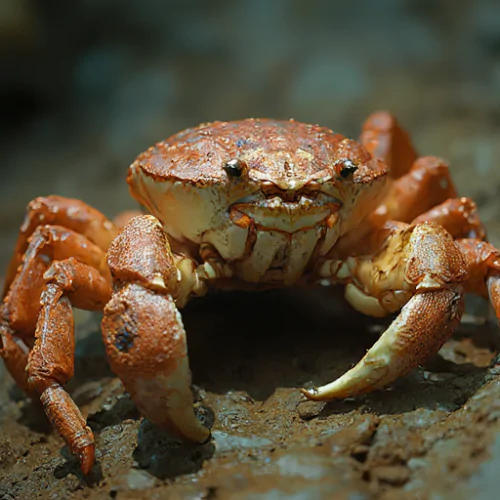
left=2, top=288, right=500, bottom=499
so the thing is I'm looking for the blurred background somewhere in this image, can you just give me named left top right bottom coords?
left=1, top=0, right=500, bottom=269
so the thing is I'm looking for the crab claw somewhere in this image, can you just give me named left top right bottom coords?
left=302, top=287, right=464, bottom=401
left=102, top=215, right=210, bottom=444
left=102, top=283, right=210, bottom=443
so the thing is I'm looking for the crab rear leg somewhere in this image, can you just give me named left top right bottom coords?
left=3, top=196, right=118, bottom=297
left=307, top=222, right=467, bottom=400
left=360, top=111, right=417, bottom=179
left=413, top=197, right=486, bottom=240
left=102, top=215, right=210, bottom=444
left=1, top=225, right=111, bottom=394
left=374, top=156, right=458, bottom=225
left=0, top=324, right=33, bottom=397
left=1, top=213, right=117, bottom=473
left=455, top=238, right=500, bottom=303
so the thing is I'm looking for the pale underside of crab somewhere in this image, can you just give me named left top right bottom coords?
left=1, top=112, right=500, bottom=474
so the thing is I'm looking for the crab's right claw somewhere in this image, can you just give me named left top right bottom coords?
left=102, top=284, right=210, bottom=442
left=302, top=288, right=464, bottom=400
left=102, top=215, right=210, bottom=443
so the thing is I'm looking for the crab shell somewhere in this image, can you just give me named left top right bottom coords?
left=127, top=119, right=388, bottom=285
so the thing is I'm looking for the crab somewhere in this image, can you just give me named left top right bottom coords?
left=2, top=111, right=500, bottom=474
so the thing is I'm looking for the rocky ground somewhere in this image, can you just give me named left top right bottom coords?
left=2, top=1, right=500, bottom=498
left=1, top=290, right=500, bottom=499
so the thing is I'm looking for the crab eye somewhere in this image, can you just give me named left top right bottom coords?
left=339, top=159, right=358, bottom=179
left=224, top=159, right=247, bottom=178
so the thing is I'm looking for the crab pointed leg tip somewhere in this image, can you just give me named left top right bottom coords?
left=79, top=444, right=95, bottom=476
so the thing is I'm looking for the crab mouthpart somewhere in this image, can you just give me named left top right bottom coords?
left=230, top=196, right=341, bottom=233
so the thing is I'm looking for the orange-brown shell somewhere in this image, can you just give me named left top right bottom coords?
left=131, top=119, right=386, bottom=186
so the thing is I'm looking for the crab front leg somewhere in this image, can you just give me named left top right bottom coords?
left=305, top=221, right=467, bottom=400
left=102, top=215, right=210, bottom=444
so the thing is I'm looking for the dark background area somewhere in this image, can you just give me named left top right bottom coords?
left=1, top=0, right=500, bottom=269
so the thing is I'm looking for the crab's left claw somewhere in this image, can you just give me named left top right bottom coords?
left=304, top=222, right=467, bottom=401
left=302, top=288, right=464, bottom=400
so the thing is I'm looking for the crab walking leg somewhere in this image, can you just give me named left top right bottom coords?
left=412, top=198, right=486, bottom=240
left=3, top=196, right=118, bottom=297
left=27, top=258, right=112, bottom=474
left=488, top=273, right=500, bottom=323
left=0, top=321, right=35, bottom=398
left=455, top=239, right=500, bottom=299
left=457, top=239, right=500, bottom=333
left=1, top=226, right=111, bottom=396
left=374, top=156, right=458, bottom=224
left=102, top=215, right=210, bottom=444
left=306, top=222, right=467, bottom=400
left=2, top=225, right=110, bottom=336
left=360, top=111, right=417, bottom=179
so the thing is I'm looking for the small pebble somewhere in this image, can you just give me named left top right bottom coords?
left=212, top=431, right=273, bottom=454
left=126, top=468, right=156, bottom=490
left=296, top=400, right=326, bottom=420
